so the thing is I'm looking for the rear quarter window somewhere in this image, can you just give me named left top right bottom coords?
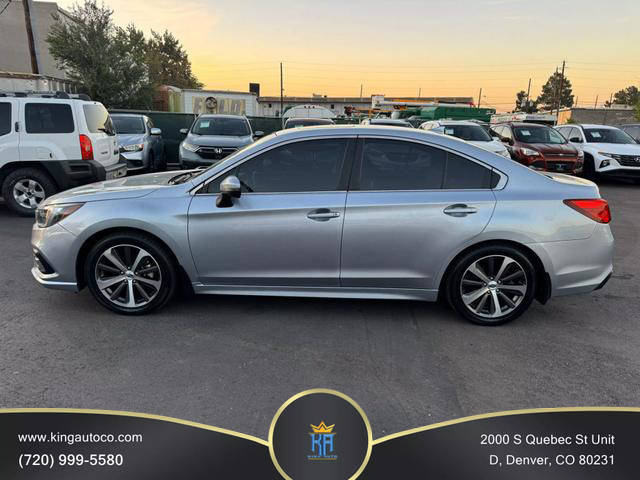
left=443, top=153, right=499, bottom=189
left=25, top=103, right=74, bottom=134
left=0, top=102, right=10, bottom=136
left=83, top=104, right=115, bottom=134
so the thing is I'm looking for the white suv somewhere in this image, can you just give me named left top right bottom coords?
left=0, top=92, right=127, bottom=215
left=555, top=124, right=640, bottom=183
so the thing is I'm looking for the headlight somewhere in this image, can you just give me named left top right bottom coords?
left=120, top=143, right=144, bottom=152
left=598, top=152, right=619, bottom=160
left=36, top=203, right=84, bottom=228
left=519, top=147, right=540, bottom=156
left=182, top=142, right=199, bottom=152
left=577, top=150, right=584, bottom=158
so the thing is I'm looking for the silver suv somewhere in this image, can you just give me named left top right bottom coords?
left=31, top=126, right=613, bottom=325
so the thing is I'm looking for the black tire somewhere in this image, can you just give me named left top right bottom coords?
left=582, top=154, right=599, bottom=181
left=84, top=232, right=177, bottom=315
left=1, top=168, right=57, bottom=216
left=147, top=152, right=156, bottom=173
left=446, top=245, right=537, bottom=326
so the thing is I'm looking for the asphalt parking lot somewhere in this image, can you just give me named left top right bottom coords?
left=1, top=179, right=639, bottom=440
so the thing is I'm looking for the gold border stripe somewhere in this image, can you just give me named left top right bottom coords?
left=0, top=408, right=268, bottom=446
left=372, top=406, right=640, bottom=445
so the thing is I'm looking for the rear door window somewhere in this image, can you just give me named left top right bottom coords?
left=354, top=139, right=499, bottom=191
left=357, top=139, right=446, bottom=190
left=25, top=103, right=74, bottom=133
left=0, top=102, right=10, bottom=136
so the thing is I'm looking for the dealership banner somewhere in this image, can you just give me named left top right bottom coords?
left=1, top=389, right=638, bottom=479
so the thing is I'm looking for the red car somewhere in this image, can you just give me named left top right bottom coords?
left=490, top=122, right=583, bottom=174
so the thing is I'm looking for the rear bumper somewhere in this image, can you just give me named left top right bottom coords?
left=529, top=223, right=614, bottom=297
left=43, top=159, right=127, bottom=191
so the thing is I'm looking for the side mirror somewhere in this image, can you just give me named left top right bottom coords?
left=179, top=128, right=189, bottom=135
left=150, top=127, right=162, bottom=136
left=253, top=130, right=265, bottom=138
left=216, top=175, right=241, bottom=208
left=569, top=137, right=582, bottom=143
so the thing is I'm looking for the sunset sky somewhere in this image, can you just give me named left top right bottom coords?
left=58, top=0, right=640, bottom=112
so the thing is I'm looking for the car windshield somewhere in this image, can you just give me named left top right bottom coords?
left=192, top=117, right=250, bottom=136
left=112, top=116, right=145, bottom=134
left=513, top=125, right=566, bottom=144
left=584, top=128, right=636, bottom=144
left=285, top=119, right=333, bottom=128
left=441, top=124, right=493, bottom=141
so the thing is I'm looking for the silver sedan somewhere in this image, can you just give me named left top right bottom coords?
left=31, top=126, right=614, bottom=325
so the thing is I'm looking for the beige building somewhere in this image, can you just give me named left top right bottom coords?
left=0, top=0, right=72, bottom=79
left=557, top=106, right=636, bottom=126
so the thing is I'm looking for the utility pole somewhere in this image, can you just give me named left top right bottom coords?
left=526, top=78, right=531, bottom=111
left=280, top=62, right=284, bottom=126
left=594, top=95, right=598, bottom=108
left=477, top=87, right=482, bottom=108
left=609, top=92, right=613, bottom=107
left=359, top=84, right=363, bottom=102
left=418, top=87, right=421, bottom=99
left=23, top=0, right=40, bottom=74
left=557, top=60, right=565, bottom=119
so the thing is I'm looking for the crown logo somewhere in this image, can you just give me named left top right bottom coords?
left=310, top=421, right=335, bottom=434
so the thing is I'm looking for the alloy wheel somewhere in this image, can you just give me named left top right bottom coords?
left=460, top=255, right=528, bottom=320
left=13, top=179, right=45, bottom=210
left=95, top=244, right=162, bottom=308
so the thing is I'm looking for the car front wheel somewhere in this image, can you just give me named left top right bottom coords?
left=85, top=233, right=177, bottom=315
left=447, top=246, right=537, bottom=326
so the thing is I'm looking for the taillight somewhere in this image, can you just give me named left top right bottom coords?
left=563, top=199, right=611, bottom=224
left=79, top=134, right=93, bottom=160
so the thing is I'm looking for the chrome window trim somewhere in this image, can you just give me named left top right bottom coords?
left=190, top=133, right=509, bottom=195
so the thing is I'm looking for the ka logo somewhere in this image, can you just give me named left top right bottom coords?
left=308, top=421, right=337, bottom=460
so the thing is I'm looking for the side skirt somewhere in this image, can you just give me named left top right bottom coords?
left=192, top=284, right=438, bottom=302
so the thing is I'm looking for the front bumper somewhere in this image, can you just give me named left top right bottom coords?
left=597, top=166, right=640, bottom=179
left=31, top=222, right=80, bottom=292
left=121, top=150, right=147, bottom=171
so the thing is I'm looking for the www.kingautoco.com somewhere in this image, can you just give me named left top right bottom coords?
left=18, top=432, right=143, bottom=445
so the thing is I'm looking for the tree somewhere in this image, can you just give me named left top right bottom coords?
left=47, top=0, right=201, bottom=108
left=146, top=31, right=202, bottom=89
left=612, top=85, right=640, bottom=106
left=536, top=71, right=574, bottom=111
left=635, top=102, right=640, bottom=122
left=515, top=90, right=538, bottom=113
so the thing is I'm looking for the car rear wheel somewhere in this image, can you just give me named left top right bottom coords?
left=447, top=245, right=536, bottom=326
left=85, top=233, right=177, bottom=315
left=2, top=168, right=57, bottom=216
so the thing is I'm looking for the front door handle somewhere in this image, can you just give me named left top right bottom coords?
left=307, top=208, right=341, bottom=221
left=443, top=204, right=478, bottom=217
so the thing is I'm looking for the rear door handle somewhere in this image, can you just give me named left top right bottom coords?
left=443, top=204, right=478, bottom=217
left=307, top=208, right=341, bottom=221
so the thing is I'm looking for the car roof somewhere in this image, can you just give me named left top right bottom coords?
left=435, top=120, right=481, bottom=126
left=286, top=117, right=333, bottom=122
left=197, top=114, right=247, bottom=119
left=110, top=113, right=146, bottom=118
left=368, top=118, right=411, bottom=124
left=496, top=122, right=550, bottom=127
left=570, top=124, right=620, bottom=129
